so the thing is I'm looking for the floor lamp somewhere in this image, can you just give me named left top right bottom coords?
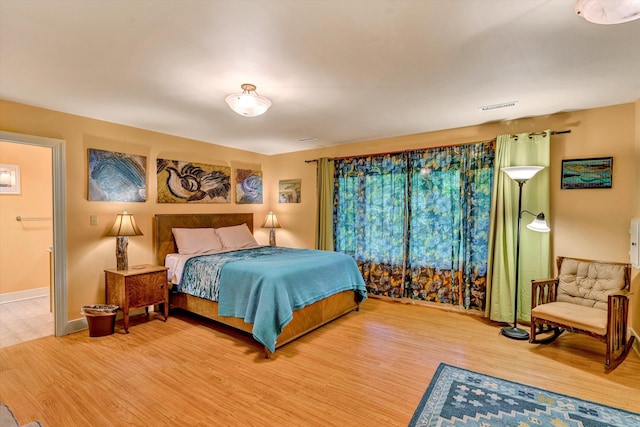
left=501, top=166, right=550, bottom=340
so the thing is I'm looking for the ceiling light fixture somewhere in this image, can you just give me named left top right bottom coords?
left=575, top=0, right=640, bottom=24
left=225, top=83, right=272, bottom=117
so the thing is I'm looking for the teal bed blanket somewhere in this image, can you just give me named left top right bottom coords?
left=178, top=246, right=367, bottom=353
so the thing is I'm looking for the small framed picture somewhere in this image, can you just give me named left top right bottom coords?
left=0, top=164, right=21, bottom=194
left=561, top=157, right=613, bottom=190
left=279, top=179, right=301, bottom=203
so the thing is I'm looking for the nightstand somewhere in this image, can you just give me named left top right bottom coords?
left=105, top=264, right=169, bottom=333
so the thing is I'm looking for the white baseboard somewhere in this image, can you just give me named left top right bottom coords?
left=0, top=287, right=49, bottom=304
left=65, top=317, right=88, bottom=334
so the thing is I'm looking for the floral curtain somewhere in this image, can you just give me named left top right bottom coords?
left=334, top=153, right=408, bottom=298
left=334, top=141, right=494, bottom=310
left=407, top=143, right=494, bottom=309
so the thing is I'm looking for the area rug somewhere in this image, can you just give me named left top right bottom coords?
left=409, top=363, right=640, bottom=427
left=0, top=402, right=44, bottom=427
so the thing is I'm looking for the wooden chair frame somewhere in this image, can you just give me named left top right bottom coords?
left=530, top=256, right=635, bottom=371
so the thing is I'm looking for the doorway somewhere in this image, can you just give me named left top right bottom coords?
left=0, top=131, right=67, bottom=343
left=0, top=142, right=53, bottom=347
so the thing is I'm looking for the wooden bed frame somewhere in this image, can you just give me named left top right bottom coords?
left=153, top=213, right=361, bottom=358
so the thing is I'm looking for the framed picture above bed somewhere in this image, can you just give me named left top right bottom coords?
left=88, top=149, right=146, bottom=202
left=236, top=169, right=263, bottom=204
left=561, top=157, right=613, bottom=190
left=156, top=158, right=231, bottom=203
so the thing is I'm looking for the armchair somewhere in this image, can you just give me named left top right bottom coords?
left=530, top=256, right=634, bottom=370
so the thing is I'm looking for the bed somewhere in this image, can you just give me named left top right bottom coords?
left=153, top=213, right=367, bottom=357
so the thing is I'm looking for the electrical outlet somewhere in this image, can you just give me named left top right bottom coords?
left=90, top=215, right=98, bottom=226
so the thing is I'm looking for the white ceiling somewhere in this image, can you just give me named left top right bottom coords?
left=1, top=0, right=639, bottom=155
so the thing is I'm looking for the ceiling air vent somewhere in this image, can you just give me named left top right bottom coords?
left=478, top=101, right=518, bottom=112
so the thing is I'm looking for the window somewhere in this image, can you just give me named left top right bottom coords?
left=334, top=142, right=494, bottom=310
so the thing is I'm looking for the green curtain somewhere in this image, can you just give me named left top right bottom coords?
left=315, top=157, right=335, bottom=250
left=486, top=131, right=551, bottom=323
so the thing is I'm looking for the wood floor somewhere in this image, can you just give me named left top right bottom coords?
left=1, top=298, right=638, bottom=426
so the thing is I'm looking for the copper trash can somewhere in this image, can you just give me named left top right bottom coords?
left=81, top=304, right=119, bottom=337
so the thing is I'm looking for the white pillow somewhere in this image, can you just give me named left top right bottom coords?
left=172, top=228, right=223, bottom=255
left=215, top=224, right=259, bottom=249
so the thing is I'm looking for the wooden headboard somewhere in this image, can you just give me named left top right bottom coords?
left=153, top=213, right=254, bottom=265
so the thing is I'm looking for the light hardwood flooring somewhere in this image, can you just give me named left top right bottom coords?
left=0, top=298, right=638, bottom=426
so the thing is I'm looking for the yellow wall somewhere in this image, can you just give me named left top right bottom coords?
left=0, top=100, right=272, bottom=321
left=0, top=142, right=52, bottom=295
left=278, top=104, right=638, bottom=258
left=269, top=103, right=640, bottom=346
left=1, top=100, right=638, bottom=341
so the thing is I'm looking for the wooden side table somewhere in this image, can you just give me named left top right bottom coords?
left=105, top=264, right=169, bottom=333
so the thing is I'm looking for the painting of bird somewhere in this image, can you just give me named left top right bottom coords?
left=157, top=159, right=231, bottom=203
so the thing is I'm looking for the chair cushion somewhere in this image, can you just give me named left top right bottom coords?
left=557, top=258, right=626, bottom=310
left=532, top=301, right=607, bottom=335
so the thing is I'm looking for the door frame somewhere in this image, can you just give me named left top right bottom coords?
left=0, top=130, right=68, bottom=336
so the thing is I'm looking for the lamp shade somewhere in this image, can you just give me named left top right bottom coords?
left=225, top=83, right=272, bottom=117
left=106, top=212, right=143, bottom=237
left=526, top=213, right=551, bottom=232
left=261, top=211, right=281, bottom=229
left=502, top=166, right=544, bottom=182
left=575, top=0, right=640, bottom=24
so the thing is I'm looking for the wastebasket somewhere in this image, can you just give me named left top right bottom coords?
left=81, top=304, right=119, bottom=337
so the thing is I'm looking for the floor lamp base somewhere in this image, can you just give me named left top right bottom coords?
left=501, top=326, right=530, bottom=340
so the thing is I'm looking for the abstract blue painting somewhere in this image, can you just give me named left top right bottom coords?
left=88, top=149, right=147, bottom=202
left=236, top=169, right=263, bottom=204
left=561, top=157, right=612, bottom=189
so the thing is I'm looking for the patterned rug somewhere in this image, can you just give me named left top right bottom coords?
left=409, top=363, right=640, bottom=427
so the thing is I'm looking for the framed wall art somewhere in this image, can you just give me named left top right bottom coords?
left=236, top=169, right=263, bottom=204
left=157, top=158, right=231, bottom=203
left=279, top=179, right=301, bottom=203
left=561, top=157, right=613, bottom=190
left=0, top=163, right=21, bottom=194
left=88, top=149, right=147, bottom=201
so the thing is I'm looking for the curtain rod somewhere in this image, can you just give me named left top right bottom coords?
left=502, top=129, right=571, bottom=141
left=305, top=129, right=571, bottom=163
left=306, top=138, right=494, bottom=163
